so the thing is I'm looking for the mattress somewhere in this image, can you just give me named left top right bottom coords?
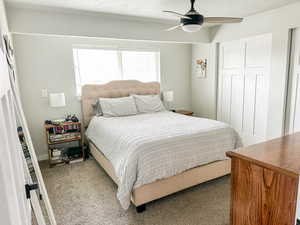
left=86, top=111, right=241, bottom=209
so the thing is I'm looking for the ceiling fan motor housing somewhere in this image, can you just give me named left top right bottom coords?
left=180, top=13, right=204, bottom=26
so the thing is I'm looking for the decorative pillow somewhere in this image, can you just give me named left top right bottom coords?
left=131, top=94, right=166, bottom=113
left=92, top=99, right=103, bottom=117
left=99, top=96, right=138, bottom=117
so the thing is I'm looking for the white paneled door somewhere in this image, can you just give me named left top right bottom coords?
left=286, top=28, right=300, bottom=134
left=0, top=49, right=52, bottom=225
left=218, top=34, right=272, bottom=146
left=0, top=49, right=31, bottom=225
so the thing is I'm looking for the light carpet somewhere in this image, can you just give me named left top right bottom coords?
left=40, top=159, right=230, bottom=225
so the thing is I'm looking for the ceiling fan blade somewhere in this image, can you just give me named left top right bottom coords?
left=163, top=10, right=192, bottom=20
left=203, top=17, right=243, bottom=23
left=165, top=24, right=182, bottom=31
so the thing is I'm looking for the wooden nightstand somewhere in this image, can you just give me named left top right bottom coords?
left=174, top=110, right=194, bottom=116
left=44, top=121, right=85, bottom=167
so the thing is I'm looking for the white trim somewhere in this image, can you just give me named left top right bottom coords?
left=12, top=32, right=196, bottom=45
left=72, top=44, right=119, bottom=50
left=72, top=44, right=161, bottom=52
left=156, top=52, right=161, bottom=84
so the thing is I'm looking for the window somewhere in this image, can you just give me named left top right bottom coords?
left=73, top=48, right=160, bottom=96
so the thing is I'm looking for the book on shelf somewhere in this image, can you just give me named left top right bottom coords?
left=51, top=156, right=61, bottom=161
left=49, top=133, right=81, bottom=142
left=52, top=149, right=62, bottom=157
left=48, top=124, right=80, bottom=135
left=69, top=158, right=84, bottom=164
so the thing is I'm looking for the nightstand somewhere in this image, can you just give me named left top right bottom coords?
left=175, top=110, right=194, bottom=116
left=44, top=121, right=85, bottom=167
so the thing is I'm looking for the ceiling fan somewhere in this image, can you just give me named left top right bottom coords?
left=163, top=0, right=243, bottom=33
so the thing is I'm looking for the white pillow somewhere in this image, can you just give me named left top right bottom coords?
left=99, top=96, right=138, bottom=117
left=131, top=94, right=166, bottom=113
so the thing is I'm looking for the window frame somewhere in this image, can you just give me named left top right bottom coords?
left=72, top=45, right=161, bottom=96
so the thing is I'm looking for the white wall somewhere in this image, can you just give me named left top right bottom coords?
left=6, top=4, right=210, bottom=43
left=0, top=0, right=9, bottom=34
left=192, top=1, right=300, bottom=140
left=12, top=33, right=192, bottom=159
left=191, top=43, right=217, bottom=119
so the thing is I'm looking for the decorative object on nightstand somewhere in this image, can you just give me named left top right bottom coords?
left=66, top=114, right=79, bottom=122
left=175, top=110, right=194, bottom=116
left=44, top=121, right=85, bottom=167
left=163, top=90, right=174, bottom=110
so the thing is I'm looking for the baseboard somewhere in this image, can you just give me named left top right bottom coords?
left=37, top=154, right=48, bottom=161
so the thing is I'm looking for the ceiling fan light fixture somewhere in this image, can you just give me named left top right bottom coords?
left=182, top=24, right=202, bottom=33
left=163, top=0, right=243, bottom=33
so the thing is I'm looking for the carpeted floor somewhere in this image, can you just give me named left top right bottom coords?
left=40, top=159, right=230, bottom=225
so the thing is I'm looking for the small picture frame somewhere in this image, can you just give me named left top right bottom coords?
left=195, top=59, right=207, bottom=78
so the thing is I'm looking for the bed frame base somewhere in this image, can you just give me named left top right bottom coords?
left=89, top=141, right=231, bottom=211
left=136, top=204, right=146, bottom=213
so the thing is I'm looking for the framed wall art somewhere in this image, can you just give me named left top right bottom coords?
left=195, top=59, right=207, bottom=78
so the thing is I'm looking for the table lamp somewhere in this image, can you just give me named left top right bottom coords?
left=49, top=93, right=66, bottom=107
left=163, top=90, right=174, bottom=110
left=49, top=93, right=66, bottom=123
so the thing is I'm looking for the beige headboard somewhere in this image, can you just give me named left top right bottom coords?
left=81, top=80, right=160, bottom=127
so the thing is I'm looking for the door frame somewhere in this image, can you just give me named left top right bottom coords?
left=10, top=64, right=57, bottom=225
left=0, top=49, right=31, bottom=225
left=0, top=37, right=57, bottom=225
left=284, top=28, right=298, bottom=135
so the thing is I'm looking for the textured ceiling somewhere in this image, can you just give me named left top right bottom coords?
left=5, top=0, right=299, bottom=21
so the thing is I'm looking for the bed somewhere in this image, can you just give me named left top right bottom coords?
left=82, top=80, right=241, bottom=212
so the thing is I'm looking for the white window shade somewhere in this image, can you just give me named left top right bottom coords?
left=73, top=48, right=160, bottom=96
left=122, top=51, right=160, bottom=82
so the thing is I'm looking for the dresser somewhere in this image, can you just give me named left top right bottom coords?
left=226, top=132, right=300, bottom=225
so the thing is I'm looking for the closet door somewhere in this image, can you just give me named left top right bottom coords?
left=286, top=28, right=300, bottom=134
left=218, top=34, right=272, bottom=146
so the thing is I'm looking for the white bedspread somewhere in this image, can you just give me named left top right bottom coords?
left=86, top=111, right=241, bottom=209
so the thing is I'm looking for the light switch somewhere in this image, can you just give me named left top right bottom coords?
left=42, top=89, right=48, bottom=98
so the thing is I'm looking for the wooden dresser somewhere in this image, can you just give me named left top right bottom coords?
left=226, top=132, right=300, bottom=225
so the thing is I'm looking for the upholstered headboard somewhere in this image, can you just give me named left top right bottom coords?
left=81, top=80, right=160, bottom=127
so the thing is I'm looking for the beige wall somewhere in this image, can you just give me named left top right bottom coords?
left=13, top=34, right=192, bottom=159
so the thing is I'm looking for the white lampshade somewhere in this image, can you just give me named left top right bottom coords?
left=49, top=93, right=66, bottom=107
left=163, top=91, right=174, bottom=102
left=182, top=24, right=202, bottom=33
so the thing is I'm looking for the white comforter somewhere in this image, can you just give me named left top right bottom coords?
left=86, top=111, right=241, bottom=209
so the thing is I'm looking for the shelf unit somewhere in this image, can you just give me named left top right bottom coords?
left=44, top=121, right=85, bottom=167
left=18, top=128, right=37, bottom=181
